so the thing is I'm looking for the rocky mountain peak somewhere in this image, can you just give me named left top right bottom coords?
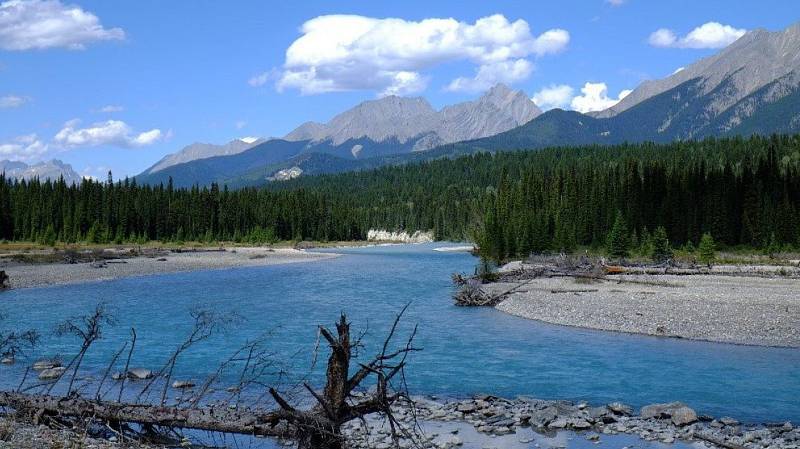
left=1, top=159, right=81, bottom=184
left=598, top=21, right=800, bottom=118
left=283, top=83, right=540, bottom=150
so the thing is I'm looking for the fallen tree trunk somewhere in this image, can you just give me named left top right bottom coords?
left=0, top=391, right=284, bottom=437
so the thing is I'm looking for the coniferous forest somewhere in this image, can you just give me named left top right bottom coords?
left=2, top=134, right=799, bottom=262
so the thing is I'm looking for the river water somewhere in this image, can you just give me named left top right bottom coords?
left=1, top=243, right=798, bottom=426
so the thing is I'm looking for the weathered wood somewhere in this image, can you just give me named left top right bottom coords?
left=0, top=391, right=284, bottom=437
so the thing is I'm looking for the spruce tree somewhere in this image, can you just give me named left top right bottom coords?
left=606, top=211, right=629, bottom=259
left=698, top=233, right=716, bottom=268
left=651, top=226, right=673, bottom=263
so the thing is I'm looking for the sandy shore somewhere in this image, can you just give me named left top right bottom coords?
left=0, top=247, right=337, bottom=290
left=487, top=273, right=800, bottom=348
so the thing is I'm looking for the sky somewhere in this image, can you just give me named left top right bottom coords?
left=0, top=0, right=798, bottom=179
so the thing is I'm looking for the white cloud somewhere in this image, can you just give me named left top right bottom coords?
left=235, top=120, right=247, bottom=130
left=649, top=22, right=746, bottom=49
left=54, top=119, right=162, bottom=148
left=0, top=0, right=125, bottom=51
left=0, top=94, right=28, bottom=108
left=648, top=29, right=677, bottom=47
left=570, top=82, right=632, bottom=113
left=446, top=59, right=533, bottom=93
left=0, top=134, right=48, bottom=161
left=274, top=14, right=569, bottom=96
left=532, top=84, right=574, bottom=110
left=606, top=0, right=626, bottom=6
left=99, top=105, right=124, bottom=113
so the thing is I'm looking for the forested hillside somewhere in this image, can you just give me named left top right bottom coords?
left=2, top=135, right=799, bottom=261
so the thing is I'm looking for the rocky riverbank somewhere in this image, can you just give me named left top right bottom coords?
left=0, top=247, right=338, bottom=290
left=5, top=394, right=794, bottom=448
left=340, top=395, right=797, bottom=449
left=479, top=263, right=800, bottom=348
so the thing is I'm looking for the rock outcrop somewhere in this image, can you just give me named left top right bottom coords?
left=367, top=229, right=434, bottom=243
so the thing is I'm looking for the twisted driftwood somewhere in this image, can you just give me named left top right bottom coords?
left=1, top=310, right=419, bottom=449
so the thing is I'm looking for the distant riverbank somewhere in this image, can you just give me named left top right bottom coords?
left=0, top=246, right=337, bottom=290
left=483, top=264, right=800, bottom=348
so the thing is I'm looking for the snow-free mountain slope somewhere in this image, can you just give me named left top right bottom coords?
left=144, top=138, right=267, bottom=174
left=0, top=160, right=82, bottom=184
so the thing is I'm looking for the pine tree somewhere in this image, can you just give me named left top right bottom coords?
left=651, top=226, right=673, bottom=263
left=606, top=211, right=629, bottom=259
left=698, top=233, right=716, bottom=268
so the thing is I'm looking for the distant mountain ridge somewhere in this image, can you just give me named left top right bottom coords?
left=135, top=84, right=541, bottom=187
left=1, top=159, right=82, bottom=184
left=144, top=137, right=267, bottom=174
left=284, top=84, right=541, bottom=152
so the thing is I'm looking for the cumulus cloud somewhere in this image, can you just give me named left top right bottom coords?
left=570, top=82, right=632, bottom=113
left=0, top=94, right=29, bottom=108
left=274, top=14, right=569, bottom=96
left=0, top=0, right=124, bottom=51
left=446, top=59, right=533, bottom=93
left=532, top=84, right=574, bottom=110
left=54, top=119, right=162, bottom=148
left=0, top=134, right=48, bottom=161
left=649, top=22, right=746, bottom=49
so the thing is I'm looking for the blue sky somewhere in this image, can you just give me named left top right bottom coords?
left=1, top=0, right=798, bottom=178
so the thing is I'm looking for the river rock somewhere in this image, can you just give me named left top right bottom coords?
left=32, top=359, right=61, bottom=371
left=607, top=402, right=633, bottom=416
left=38, top=366, right=66, bottom=380
left=456, top=403, right=476, bottom=413
left=111, top=372, right=125, bottom=381
left=172, top=380, right=196, bottom=389
left=127, top=368, right=154, bottom=380
left=641, top=402, right=697, bottom=426
left=720, top=416, right=740, bottom=426
left=0, top=357, right=14, bottom=365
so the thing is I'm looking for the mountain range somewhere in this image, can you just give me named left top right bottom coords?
left=135, top=84, right=542, bottom=187
left=0, top=159, right=81, bottom=184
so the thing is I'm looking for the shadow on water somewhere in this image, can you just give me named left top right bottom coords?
left=1, top=243, right=798, bottom=425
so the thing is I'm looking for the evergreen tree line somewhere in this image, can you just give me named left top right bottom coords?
left=1, top=135, right=799, bottom=256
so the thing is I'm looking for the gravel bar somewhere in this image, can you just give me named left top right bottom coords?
left=488, top=273, right=800, bottom=348
left=0, top=247, right=338, bottom=290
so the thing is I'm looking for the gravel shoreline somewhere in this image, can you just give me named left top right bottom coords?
left=0, top=247, right=338, bottom=290
left=4, top=394, right=796, bottom=448
left=487, top=272, right=800, bottom=348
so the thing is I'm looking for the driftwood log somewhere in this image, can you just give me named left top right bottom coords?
left=0, top=391, right=283, bottom=437
left=1, top=311, right=418, bottom=449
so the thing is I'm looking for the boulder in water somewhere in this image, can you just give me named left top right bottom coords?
left=641, top=402, right=697, bottom=426
left=32, top=359, right=61, bottom=371
left=38, top=366, right=66, bottom=380
left=127, top=368, right=154, bottom=380
left=172, top=380, right=195, bottom=389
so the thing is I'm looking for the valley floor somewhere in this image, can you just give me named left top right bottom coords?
left=485, top=267, right=800, bottom=348
left=0, top=246, right=338, bottom=290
